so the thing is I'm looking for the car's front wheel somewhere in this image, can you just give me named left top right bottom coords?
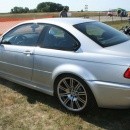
left=55, top=74, right=96, bottom=112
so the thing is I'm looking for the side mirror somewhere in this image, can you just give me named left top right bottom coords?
left=0, top=37, right=11, bottom=45
left=0, top=36, right=12, bottom=45
left=0, top=36, right=2, bottom=44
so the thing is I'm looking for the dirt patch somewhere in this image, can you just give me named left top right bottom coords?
left=0, top=20, right=25, bottom=35
left=0, top=18, right=32, bottom=22
left=0, top=15, right=53, bottom=35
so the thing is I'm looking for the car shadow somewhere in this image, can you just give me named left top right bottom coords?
left=0, top=78, right=130, bottom=130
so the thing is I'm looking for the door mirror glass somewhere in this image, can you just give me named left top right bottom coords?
left=0, top=36, right=2, bottom=44
left=0, top=36, right=11, bottom=45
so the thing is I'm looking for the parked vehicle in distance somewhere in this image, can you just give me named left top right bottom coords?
left=0, top=18, right=130, bottom=113
left=107, top=10, right=116, bottom=16
left=107, top=8, right=128, bottom=17
left=107, top=9, right=117, bottom=16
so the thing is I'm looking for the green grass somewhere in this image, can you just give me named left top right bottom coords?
left=0, top=78, right=130, bottom=130
left=0, top=12, right=58, bottom=19
left=0, top=11, right=108, bottom=19
left=105, top=20, right=129, bottom=30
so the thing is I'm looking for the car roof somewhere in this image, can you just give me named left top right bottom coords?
left=22, top=18, right=95, bottom=26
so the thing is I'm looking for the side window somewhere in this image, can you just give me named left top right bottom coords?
left=43, top=26, right=80, bottom=51
left=2, top=23, right=44, bottom=46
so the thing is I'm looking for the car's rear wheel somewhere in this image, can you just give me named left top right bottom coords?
left=55, top=74, right=96, bottom=112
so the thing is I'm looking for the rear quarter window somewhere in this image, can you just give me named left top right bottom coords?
left=74, top=21, right=130, bottom=47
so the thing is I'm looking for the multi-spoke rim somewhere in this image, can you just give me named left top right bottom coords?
left=57, top=77, right=87, bottom=111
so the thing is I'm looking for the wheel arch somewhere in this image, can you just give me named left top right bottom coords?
left=53, top=72, right=93, bottom=96
left=52, top=64, right=96, bottom=85
left=52, top=64, right=97, bottom=106
left=52, top=64, right=95, bottom=86
left=53, top=72, right=98, bottom=110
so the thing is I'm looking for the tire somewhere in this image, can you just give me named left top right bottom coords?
left=55, top=74, right=97, bottom=113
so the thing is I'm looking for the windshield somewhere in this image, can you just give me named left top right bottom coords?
left=74, top=21, right=130, bottom=47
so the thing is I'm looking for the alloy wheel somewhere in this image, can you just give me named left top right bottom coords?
left=57, top=77, right=87, bottom=112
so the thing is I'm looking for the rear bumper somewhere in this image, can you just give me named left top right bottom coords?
left=88, top=81, right=130, bottom=108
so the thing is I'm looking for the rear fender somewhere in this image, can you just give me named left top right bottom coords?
left=52, top=64, right=96, bottom=86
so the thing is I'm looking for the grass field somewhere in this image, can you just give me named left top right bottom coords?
left=105, top=20, right=129, bottom=30
left=0, top=14, right=130, bottom=130
left=0, top=78, right=130, bottom=130
left=0, top=11, right=106, bottom=19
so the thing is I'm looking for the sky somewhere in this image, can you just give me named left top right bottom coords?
left=0, top=0, right=130, bottom=13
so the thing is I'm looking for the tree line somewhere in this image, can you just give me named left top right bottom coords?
left=10, top=2, right=69, bottom=13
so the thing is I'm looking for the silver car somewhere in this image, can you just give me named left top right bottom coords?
left=0, top=18, right=130, bottom=112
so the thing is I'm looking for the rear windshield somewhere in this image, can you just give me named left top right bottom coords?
left=74, top=21, right=130, bottom=47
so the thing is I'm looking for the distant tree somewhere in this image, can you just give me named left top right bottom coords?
left=29, top=9, right=37, bottom=13
left=10, top=2, right=69, bottom=13
left=24, top=7, right=29, bottom=13
left=81, top=9, right=84, bottom=12
left=49, top=2, right=57, bottom=12
left=49, top=2, right=62, bottom=12
left=11, top=6, right=19, bottom=13
left=55, top=4, right=64, bottom=12
left=37, top=2, right=47, bottom=12
left=37, top=2, right=67, bottom=12
left=41, top=5, right=50, bottom=12
left=11, top=6, right=29, bottom=13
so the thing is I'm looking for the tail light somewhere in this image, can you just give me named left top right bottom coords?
left=124, top=68, right=130, bottom=78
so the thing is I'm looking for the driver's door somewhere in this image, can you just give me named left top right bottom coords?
left=0, top=23, right=44, bottom=81
left=0, top=44, right=34, bottom=81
